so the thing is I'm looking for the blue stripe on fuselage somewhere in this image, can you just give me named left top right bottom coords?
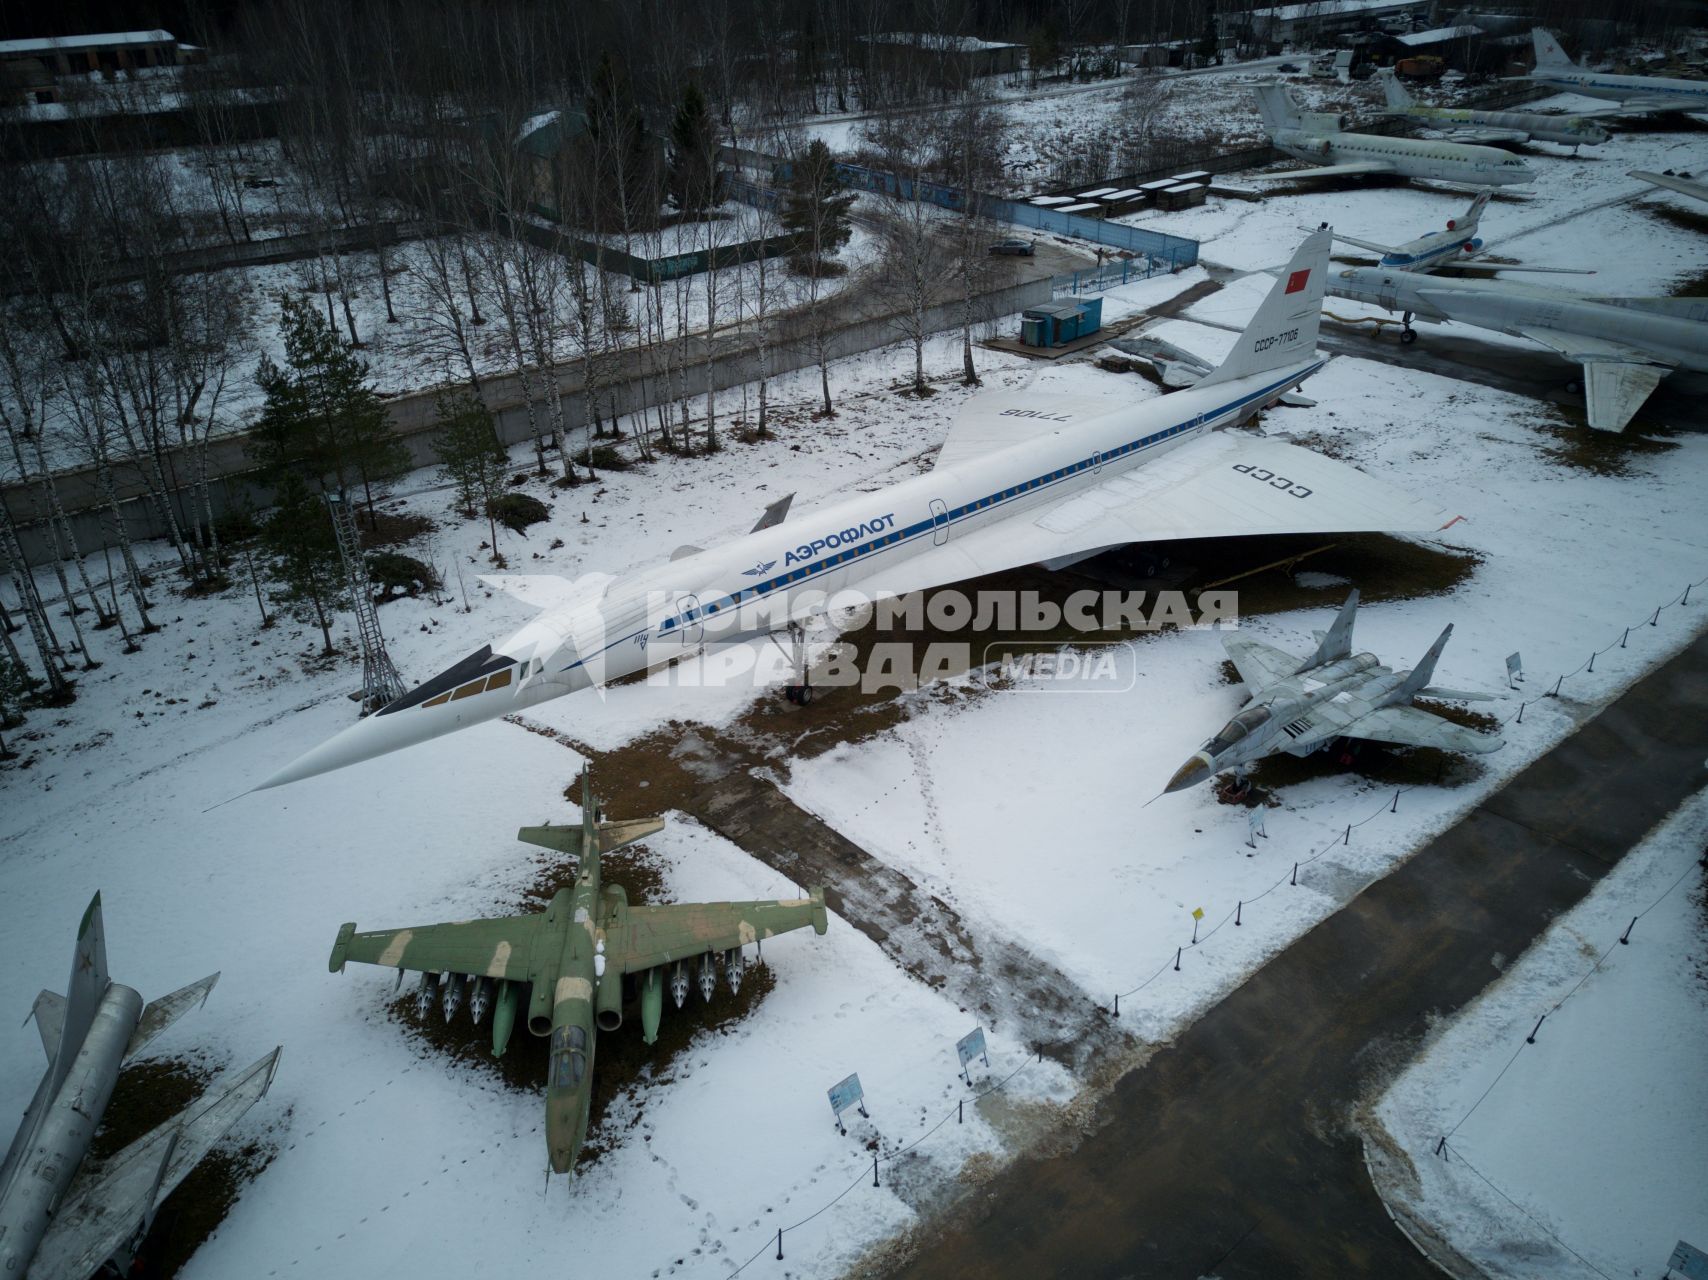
left=565, top=364, right=1320, bottom=671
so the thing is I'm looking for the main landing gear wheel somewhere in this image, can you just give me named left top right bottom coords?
left=785, top=684, right=814, bottom=706
left=772, top=621, right=812, bottom=707
left=1399, top=327, right=1418, bottom=345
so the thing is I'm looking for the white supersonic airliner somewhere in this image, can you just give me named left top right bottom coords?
left=255, top=228, right=1459, bottom=791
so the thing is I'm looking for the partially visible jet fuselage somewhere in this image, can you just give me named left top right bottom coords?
left=1167, top=653, right=1382, bottom=790
left=1270, top=127, right=1536, bottom=186
left=260, top=357, right=1324, bottom=789
left=1329, top=268, right=1708, bottom=372
left=0, top=984, right=143, bottom=1274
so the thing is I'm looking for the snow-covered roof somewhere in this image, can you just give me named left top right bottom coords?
left=859, top=32, right=1022, bottom=53
left=1251, top=0, right=1411, bottom=22
left=517, top=110, right=560, bottom=145
left=1396, top=24, right=1484, bottom=45
left=0, top=30, right=176, bottom=57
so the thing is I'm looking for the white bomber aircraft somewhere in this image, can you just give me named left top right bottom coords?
left=1528, top=29, right=1708, bottom=116
left=256, top=229, right=1460, bottom=791
left=1249, top=83, right=1534, bottom=187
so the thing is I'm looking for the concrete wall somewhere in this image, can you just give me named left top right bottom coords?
left=4, top=275, right=1054, bottom=565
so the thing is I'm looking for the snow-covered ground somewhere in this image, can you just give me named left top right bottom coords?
left=4, top=104, right=1708, bottom=1279
left=1371, top=789, right=1708, bottom=1280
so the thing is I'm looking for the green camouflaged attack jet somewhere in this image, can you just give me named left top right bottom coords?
left=328, top=777, right=828, bottom=1175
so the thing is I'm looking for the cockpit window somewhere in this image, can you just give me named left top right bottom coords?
left=1204, top=706, right=1273, bottom=755
left=550, top=1024, right=589, bottom=1087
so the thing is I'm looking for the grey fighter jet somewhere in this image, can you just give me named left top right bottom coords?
left=1165, top=590, right=1502, bottom=793
left=1326, top=266, right=1708, bottom=431
left=0, top=894, right=280, bottom=1280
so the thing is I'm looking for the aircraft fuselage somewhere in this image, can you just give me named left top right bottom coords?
left=1330, top=269, right=1708, bottom=371
left=264, top=359, right=1324, bottom=787
left=1272, top=129, right=1534, bottom=185
left=0, top=984, right=142, bottom=1275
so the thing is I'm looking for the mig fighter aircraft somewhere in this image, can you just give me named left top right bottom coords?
left=1165, top=590, right=1503, bottom=793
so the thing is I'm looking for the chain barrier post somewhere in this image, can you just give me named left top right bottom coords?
left=1526, top=1014, right=1546, bottom=1044
left=1620, top=916, right=1637, bottom=945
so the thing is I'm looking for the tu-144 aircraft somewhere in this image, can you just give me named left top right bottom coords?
left=327, top=777, right=828, bottom=1175
left=1248, top=83, right=1535, bottom=187
left=1165, top=590, right=1503, bottom=793
left=1527, top=29, right=1708, bottom=116
left=1376, top=68, right=1609, bottom=149
left=256, top=228, right=1462, bottom=791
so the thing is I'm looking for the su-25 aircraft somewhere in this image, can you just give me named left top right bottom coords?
left=328, top=777, right=829, bottom=1176
left=1528, top=29, right=1708, bottom=116
left=1376, top=68, right=1609, bottom=149
left=1248, top=83, right=1534, bottom=187
left=1327, top=265, right=1708, bottom=431
left=1165, top=590, right=1503, bottom=793
left=257, top=228, right=1464, bottom=791
left=0, top=895, right=279, bottom=1280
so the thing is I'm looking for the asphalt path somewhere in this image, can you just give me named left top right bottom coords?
left=894, top=624, right=1708, bottom=1279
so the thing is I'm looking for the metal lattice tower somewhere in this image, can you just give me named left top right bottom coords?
left=326, top=494, right=408, bottom=714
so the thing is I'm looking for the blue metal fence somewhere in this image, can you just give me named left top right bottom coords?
left=1051, top=255, right=1181, bottom=295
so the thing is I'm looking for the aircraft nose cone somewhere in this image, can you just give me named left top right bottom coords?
left=1165, top=753, right=1214, bottom=794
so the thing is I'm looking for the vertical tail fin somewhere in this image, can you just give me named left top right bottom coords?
left=1460, top=190, right=1491, bottom=233
left=1396, top=625, right=1454, bottom=702
left=1299, top=589, right=1359, bottom=671
left=1531, top=29, right=1574, bottom=69
left=52, top=892, right=111, bottom=1093
left=1251, top=82, right=1303, bottom=134
left=1377, top=67, right=1414, bottom=110
left=1199, top=227, right=1330, bottom=389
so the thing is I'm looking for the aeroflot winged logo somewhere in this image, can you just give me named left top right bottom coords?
left=742, top=560, right=777, bottom=577
left=784, top=513, right=898, bottom=566
left=1285, top=268, right=1311, bottom=294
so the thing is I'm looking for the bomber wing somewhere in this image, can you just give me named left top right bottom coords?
left=1343, top=704, right=1505, bottom=753
left=30, top=1048, right=280, bottom=1279
left=1251, top=161, right=1397, bottom=181
left=826, top=433, right=1456, bottom=607
left=1508, top=325, right=1673, bottom=431
left=1223, top=635, right=1304, bottom=690
left=329, top=915, right=538, bottom=981
left=611, top=891, right=828, bottom=975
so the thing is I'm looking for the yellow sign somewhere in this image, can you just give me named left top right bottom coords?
left=1191, top=907, right=1204, bottom=921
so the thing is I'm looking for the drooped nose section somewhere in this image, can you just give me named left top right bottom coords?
left=252, top=645, right=526, bottom=790
left=376, top=644, right=517, bottom=714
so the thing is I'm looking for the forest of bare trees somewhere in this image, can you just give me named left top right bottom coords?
left=0, top=0, right=1693, bottom=719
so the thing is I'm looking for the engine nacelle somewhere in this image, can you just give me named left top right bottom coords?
left=595, top=969, right=623, bottom=1031
left=640, top=968, right=663, bottom=1044
left=527, top=976, right=554, bottom=1037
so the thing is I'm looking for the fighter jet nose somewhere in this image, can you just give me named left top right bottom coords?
left=1165, top=753, right=1214, bottom=794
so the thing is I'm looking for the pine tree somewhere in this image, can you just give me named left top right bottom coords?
left=782, top=140, right=855, bottom=271
left=431, top=391, right=508, bottom=560
left=668, top=82, right=717, bottom=214
left=247, top=294, right=409, bottom=524
left=262, top=473, right=349, bottom=656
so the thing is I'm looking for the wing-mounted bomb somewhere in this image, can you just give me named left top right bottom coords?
left=725, top=947, right=744, bottom=994
left=442, top=974, right=466, bottom=1021
left=469, top=977, right=493, bottom=1025
left=697, top=953, right=717, bottom=1003
left=670, top=961, right=690, bottom=1008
